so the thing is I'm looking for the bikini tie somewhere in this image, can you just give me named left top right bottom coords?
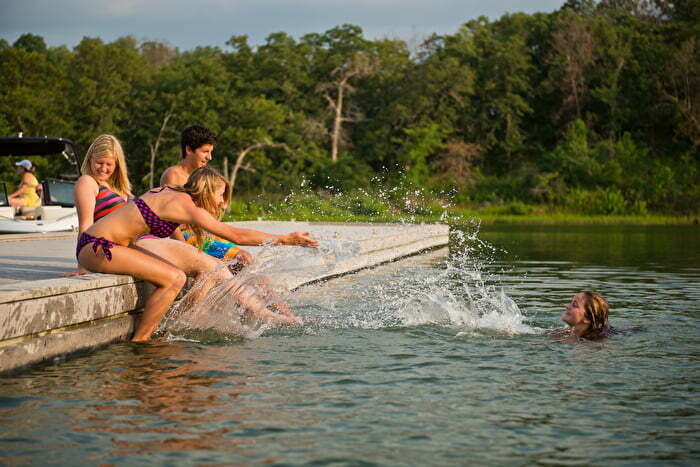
left=91, top=237, right=115, bottom=261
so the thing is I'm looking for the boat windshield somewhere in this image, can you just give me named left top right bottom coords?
left=42, top=179, right=75, bottom=207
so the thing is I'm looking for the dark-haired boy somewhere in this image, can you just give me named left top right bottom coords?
left=160, top=125, right=218, bottom=186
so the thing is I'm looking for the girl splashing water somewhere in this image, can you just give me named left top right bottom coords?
left=77, top=166, right=317, bottom=341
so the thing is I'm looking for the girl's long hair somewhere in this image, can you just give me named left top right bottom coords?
left=180, top=167, right=231, bottom=249
left=581, top=291, right=610, bottom=338
left=81, top=134, right=132, bottom=199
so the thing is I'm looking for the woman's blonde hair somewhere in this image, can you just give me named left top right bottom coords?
left=180, top=166, right=231, bottom=249
left=581, top=291, right=610, bottom=337
left=81, top=135, right=132, bottom=199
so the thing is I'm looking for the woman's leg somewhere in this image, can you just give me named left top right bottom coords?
left=134, top=238, right=299, bottom=326
left=133, top=238, right=221, bottom=282
left=78, top=244, right=187, bottom=341
left=133, top=238, right=225, bottom=307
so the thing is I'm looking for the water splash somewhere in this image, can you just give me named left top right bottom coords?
left=157, top=236, right=363, bottom=342
left=158, top=218, right=534, bottom=341
left=158, top=264, right=279, bottom=342
left=295, top=223, right=537, bottom=336
left=252, top=235, right=361, bottom=275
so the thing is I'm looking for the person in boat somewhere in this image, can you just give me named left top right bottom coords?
left=8, top=159, right=41, bottom=208
left=77, top=163, right=317, bottom=341
left=160, top=125, right=251, bottom=264
left=557, top=291, right=616, bottom=341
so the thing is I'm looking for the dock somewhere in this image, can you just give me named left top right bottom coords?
left=0, top=221, right=449, bottom=373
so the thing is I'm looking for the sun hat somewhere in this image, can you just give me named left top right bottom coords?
left=15, top=160, right=33, bottom=170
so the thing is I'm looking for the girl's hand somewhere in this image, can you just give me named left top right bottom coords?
left=287, top=231, right=318, bottom=248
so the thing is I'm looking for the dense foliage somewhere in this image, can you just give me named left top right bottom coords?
left=1, top=1, right=698, bottom=215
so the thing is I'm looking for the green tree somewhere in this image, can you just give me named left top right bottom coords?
left=66, top=37, right=150, bottom=153
left=13, top=33, right=47, bottom=53
left=0, top=46, right=70, bottom=137
left=543, top=119, right=598, bottom=184
left=459, top=16, right=534, bottom=172
left=546, top=11, right=596, bottom=123
left=394, top=123, right=446, bottom=187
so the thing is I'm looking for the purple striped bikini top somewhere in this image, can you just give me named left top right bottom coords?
left=133, top=187, right=180, bottom=237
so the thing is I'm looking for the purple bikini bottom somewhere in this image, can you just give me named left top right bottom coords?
left=76, top=232, right=116, bottom=261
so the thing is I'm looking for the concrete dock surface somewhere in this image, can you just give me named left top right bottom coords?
left=0, top=221, right=449, bottom=373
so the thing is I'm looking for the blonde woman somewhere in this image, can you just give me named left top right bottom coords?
left=77, top=166, right=317, bottom=341
left=74, top=134, right=132, bottom=232
left=8, top=159, right=41, bottom=208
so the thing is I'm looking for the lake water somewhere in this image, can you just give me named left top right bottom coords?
left=1, top=224, right=699, bottom=465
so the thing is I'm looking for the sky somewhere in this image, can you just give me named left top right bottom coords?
left=0, top=0, right=564, bottom=51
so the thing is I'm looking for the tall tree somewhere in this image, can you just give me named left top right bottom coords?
left=317, top=52, right=378, bottom=162
left=66, top=37, right=150, bottom=152
left=664, top=37, right=700, bottom=149
left=461, top=16, right=534, bottom=171
left=546, top=11, right=597, bottom=123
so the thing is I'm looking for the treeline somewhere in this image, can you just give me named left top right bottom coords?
left=1, top=0, right=698, bottom=215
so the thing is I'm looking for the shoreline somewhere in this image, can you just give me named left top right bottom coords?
left=223, top=212, right=699, bottom=227
left=453, top=213, right=699, bottom=226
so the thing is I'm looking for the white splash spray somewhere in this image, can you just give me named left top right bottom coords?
left=296, top=222, right=537, bottom=336
left=158, top=221, right=535, bottom=342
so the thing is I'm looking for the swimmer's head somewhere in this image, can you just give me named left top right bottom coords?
left=563, top=291, right=609, bottom=337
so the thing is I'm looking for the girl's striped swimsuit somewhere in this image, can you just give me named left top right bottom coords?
left=94, top=185, right=127, bottom=221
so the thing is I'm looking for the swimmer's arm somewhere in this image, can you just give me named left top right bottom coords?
left=183, top=204, right=318, bottom=247
left=541, top=328, right=579, bottom=343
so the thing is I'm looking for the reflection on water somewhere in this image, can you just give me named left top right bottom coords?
left=1, top=224, right=699, bottom=465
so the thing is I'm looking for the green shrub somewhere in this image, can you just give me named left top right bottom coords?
left=502, top=201, right=535, bottom=215
left=337, top=189, right=391, bottom=217
left=308, top=157, right=375, bottom=192
left=562, top=188, right=631, bottom=215
left=472, top=174, right=534, bottom=203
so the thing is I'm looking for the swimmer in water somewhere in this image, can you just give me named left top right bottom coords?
left=552, top=291, right=616, bottom=342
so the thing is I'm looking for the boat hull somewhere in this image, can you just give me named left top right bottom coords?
left=0, top=213, right=78, bottom=233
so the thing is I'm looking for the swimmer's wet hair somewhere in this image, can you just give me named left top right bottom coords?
left=581, top=291, right=609, bottom=337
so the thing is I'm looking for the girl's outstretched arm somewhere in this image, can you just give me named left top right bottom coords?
left=182, top=203, right=319, bottom=248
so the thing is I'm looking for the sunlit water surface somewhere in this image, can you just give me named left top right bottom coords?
left=1, top=224, right=699, bottom=465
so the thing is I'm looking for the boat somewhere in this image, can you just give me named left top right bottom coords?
left=0, top=136, right=80, bottom=234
